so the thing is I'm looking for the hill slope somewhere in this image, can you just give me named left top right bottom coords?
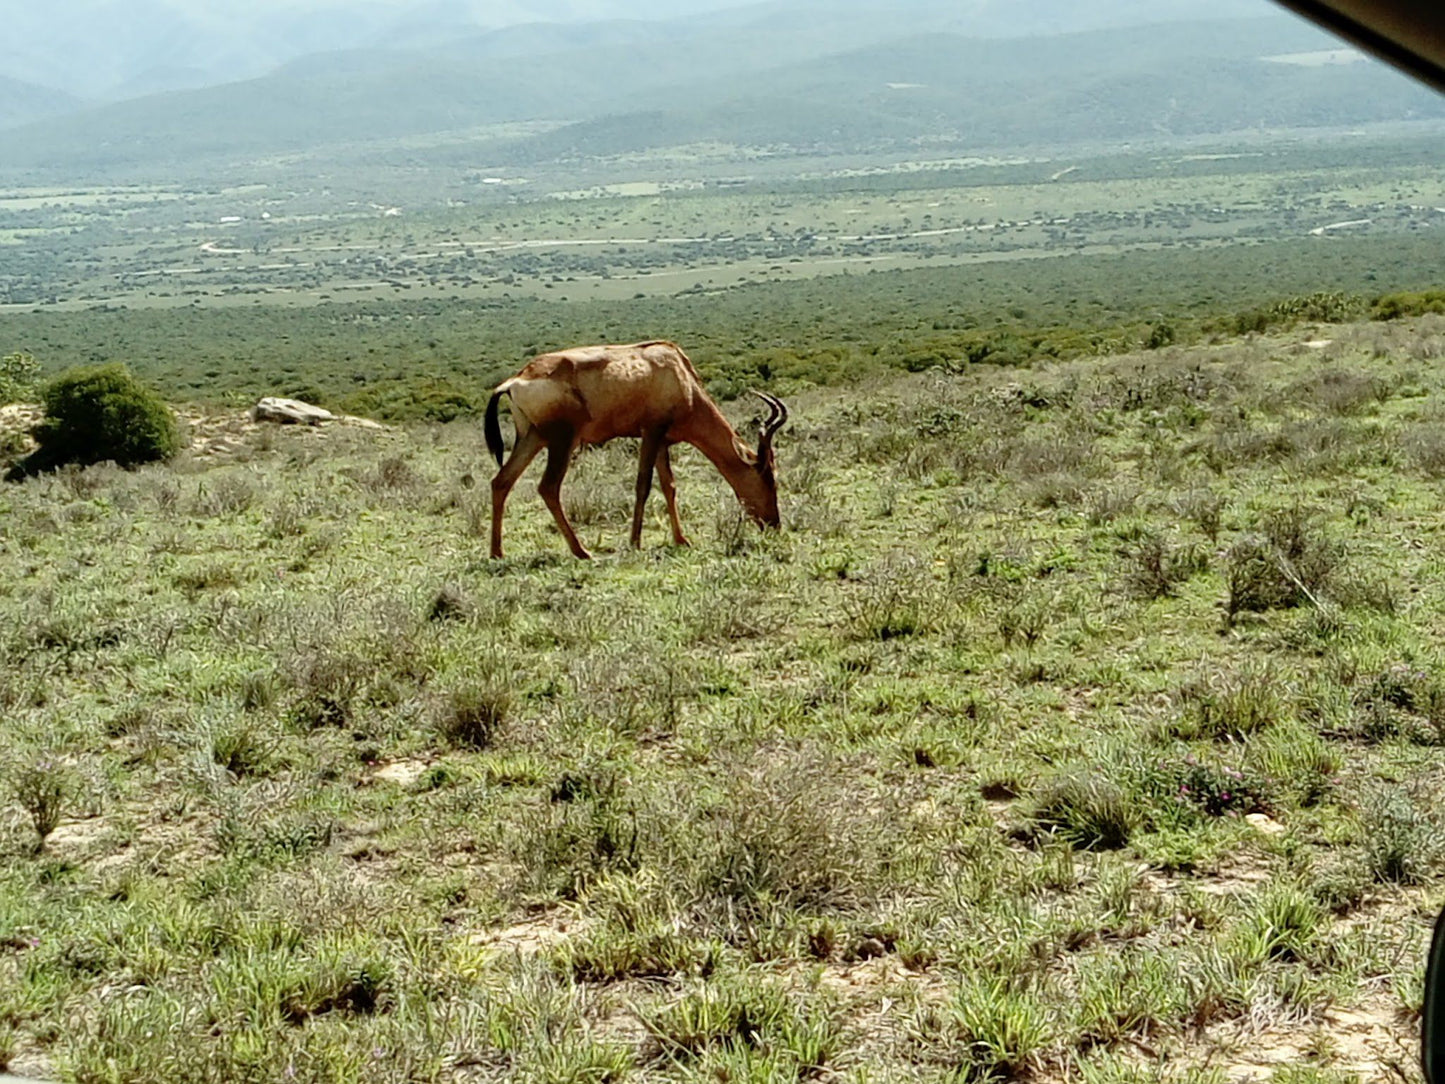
left=0, top=76, right=83, bottom=131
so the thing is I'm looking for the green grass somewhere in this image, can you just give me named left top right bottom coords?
left=1, top=314, right=1445, bottom=1080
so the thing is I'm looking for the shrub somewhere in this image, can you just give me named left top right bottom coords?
left=1116, top=531, right=1208, bottom=600
left=1360, top=786, right=1440, bottom=885
left=1142, top=754, right=1274, bottom=820
left=0, top=351, right=40, bottom=405
left=25, top=363, right=181, bottom=472
left=1230, top=291, right=1366, bottom=335
left=1145, top=322, right=1176, bottom=349
left=1029, top=771, right=1137, bottom=850
left=1223, top=506, right=1343, bottom=622
left=436, top=684, right=511, bottom=750
left=1168, top=664, right=1283, bottom=742
left=1372, top=289, right=1445, bottom=320
left=10, top=755, right=72, bottom=851
left=699, top=761, right=885, bottom=910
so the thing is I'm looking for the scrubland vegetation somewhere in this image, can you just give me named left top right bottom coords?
left=5, top=3, right=1445, bottom=1078
left=3, top=308, right=1445, bottom=1082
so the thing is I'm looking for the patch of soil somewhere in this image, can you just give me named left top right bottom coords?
left=370, top=759, right=432, bottom=787
left=1211, top=994, right=1415, bottom=1081
left=181, top=406, right=388, bottom=459
left=465, top=915, right=578, bottom=956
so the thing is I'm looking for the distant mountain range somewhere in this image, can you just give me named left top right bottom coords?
left=2, top=0, right=757, bottom=101
left=3, top=0, right=1293, bottom=105
left=2, top=0, right=1439, bottom=181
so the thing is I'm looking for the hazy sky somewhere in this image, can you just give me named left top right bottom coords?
left=5, top=0, right=1295, bottom=101
left=1, top=0, right=770, bottom=98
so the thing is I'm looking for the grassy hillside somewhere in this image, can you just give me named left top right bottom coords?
left=0, top=76, right=81, bottom=132
left=2, top=314, right=1444, bottom=1080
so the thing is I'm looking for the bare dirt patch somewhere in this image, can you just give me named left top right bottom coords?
left=369, top=759, right=432, bottom=787
left=465, top=914, right=579, bottom=957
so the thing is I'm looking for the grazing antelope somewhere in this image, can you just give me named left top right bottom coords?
left=484, top=340, right=787, bottom=559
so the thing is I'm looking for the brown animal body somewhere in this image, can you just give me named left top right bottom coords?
left=484, top=340, right=787, bottom=559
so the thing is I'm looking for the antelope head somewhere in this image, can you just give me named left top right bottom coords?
left=733, top=391, right=788, bottom=527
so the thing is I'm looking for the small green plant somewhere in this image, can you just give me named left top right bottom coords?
left=1168, top=664, right=1283, bottom=742
left=207, top=716, right=278, bottom=779
left=1352, top=664, right=1445, bottom=744
left=847, top=554, right=933, bottom=640
left=515, top=767, right=641, bottom=900
left=1117, top=531, right=1208, bottom=600
left=555, top=923, right=719, bottom=984
left=25, top=363, right=181, bottom=471
left=1224, top=507, right=1343, bottom=622
left=947, top=976, right=1051, bottom=1081
left=1360, top=786, right=1440, bottom=885
left=436, top=683, right=511, bottom=749
left=1230, top=883, right=1324, bottom=963
left=278, top=954, right=392, bottom=1023
left=1029, top=771, right=1137, bottom=850
left=427, top=582, right=474, bottom=622
left=11, top=755, right=71, bottom=851
left=641, top=979, right=837, bottom=1072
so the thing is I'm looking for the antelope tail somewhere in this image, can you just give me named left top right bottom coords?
left=484, top=389, right=508, bottom=467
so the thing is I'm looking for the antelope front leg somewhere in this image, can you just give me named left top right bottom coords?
left=655, top=445, right=690, bottom=546
left=631, top=428, right=665, bottom=549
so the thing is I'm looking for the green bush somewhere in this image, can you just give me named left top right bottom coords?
left=1372, top=288, right=1445, bottom=320
left=1029, top=770, right=1137, bottom=850
left=0, top=351, right=40, bottom=405
left=29, top=363, right=181, bottom=470
left=1228, top=291, right=1366, bottom=335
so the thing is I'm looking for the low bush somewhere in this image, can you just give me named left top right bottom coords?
left=0, top=351, right=40, bottom=405
left=1029, top=771, right=1137, bottom=850
left=1359, top=786, right=1441, bottom=884
left=21, top=363, right=181, bottom=474
left=1116, top=531, right=1208, bottom=600
left=1372, top=288, right=1445, bottom=320
left=1224, top=506, right=1344, bottom=622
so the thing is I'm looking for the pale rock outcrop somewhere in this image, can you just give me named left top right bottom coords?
left=250, top=397, right=335, bottom=426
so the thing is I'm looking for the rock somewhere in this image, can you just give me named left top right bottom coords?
left=1245, top=812, right=1286, bottom=835
left=339, top=415, right=385, bottom=430
left=251, top=397, right=335, bottom=426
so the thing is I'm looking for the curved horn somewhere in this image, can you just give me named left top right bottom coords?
left=751, top=390, right=789, bottom=460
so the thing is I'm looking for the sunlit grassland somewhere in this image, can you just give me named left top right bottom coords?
left=2, top=315, right=1445, bottom=1081
left=3, top=134, right=1441, bottom=314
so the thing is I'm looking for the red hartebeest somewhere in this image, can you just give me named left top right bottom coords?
left=483, top=340, right=787, bottom=559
